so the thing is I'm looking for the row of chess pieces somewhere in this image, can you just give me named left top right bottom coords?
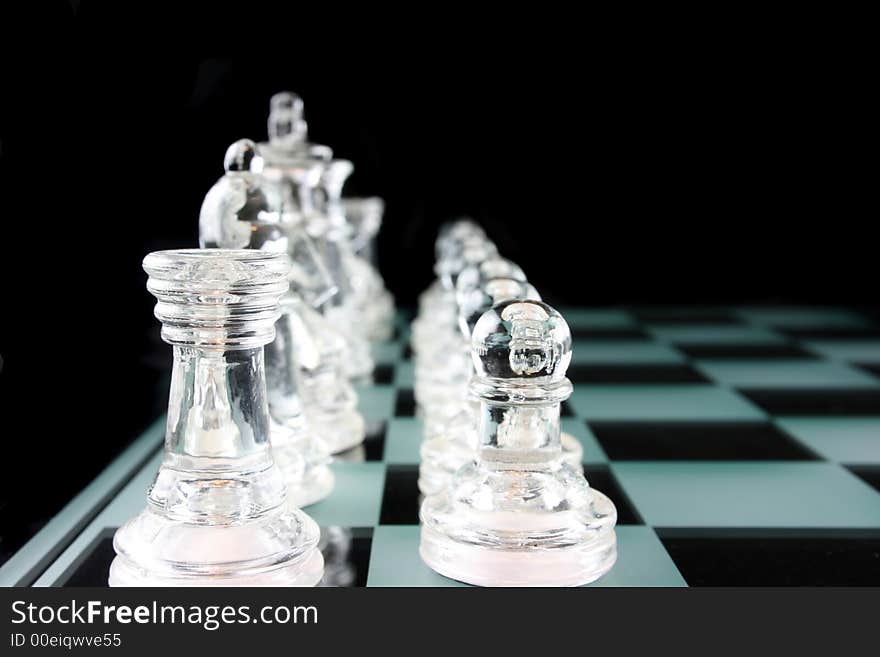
left=106, top=94, right=617, bottom=587
left=109, top=93, right=394, bottom=586
left=411, top=220, right=618, bottom=586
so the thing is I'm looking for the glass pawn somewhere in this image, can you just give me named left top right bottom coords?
left=411, top=219, right=487, bottom=356
left=413, top=237, right=497, bottom=418
left=419, top=276, right=541, bottom=496
left=420, top=299, right=617, bottom=586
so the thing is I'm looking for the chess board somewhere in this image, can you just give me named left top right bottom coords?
left=3, top=306, right=880, bottom=587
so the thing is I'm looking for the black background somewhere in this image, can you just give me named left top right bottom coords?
left=0, top=4, right=874, bottom=561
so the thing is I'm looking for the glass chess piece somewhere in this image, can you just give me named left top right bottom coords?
left=258, top=91, right=374, bottom=383
left=420, top=256, right=530, bottom=437
left=109, top=250, right=324, bottom=586
left=420, top=299, right=617, bottom=587
left=199, top=138, right=336, bottom=505
left=342, top=196, right=396, bottom=342
left=266, top=301, right=336, bottom=506
left=413, top=236, right=498, bottom=418
left=416, top=219, right=486, bottom=315
left=419, top=276, right=542, bottom=496
left=285, top=294, right=366, bottom=454
left=343, top=197, right=382, bottom=263
left=411, top=219, right=487, bottom=356
left=307, top=153, right=375, bottom=382
left=457, top=260, right=585, bottom=467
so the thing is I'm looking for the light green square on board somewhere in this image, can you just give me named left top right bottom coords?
left=366, top=525, right=686, bottom=587
left=356, top=384, right=396, bottom=421
left=393, top=360, right=415, bottom=386
left=384, top=418, right=424, bottom=464
left=568, top=385, right=765, bottom=421
left=775, top=417, right=880, bottom=464
left=803, top=340, right=880, bottom=363
left=372, top=341, right=402, bottom=365
left=589, top=526, right=686, bottom=587
left=556, top=308, right=637, bottom=329
left=562, top=419, right=608, bottom=464
left=736, top=307, right=872, bottom=329
left=612, top=461, right=880, bottom=528
left=570, top=340, right=685, bottom=365
left=695, top=359, right=880, bottom=389
left=367, top=525, right=467, bottom=587
left=307, top=463, right=385, bottom=527
left=648, top=324, right=787, bottom=345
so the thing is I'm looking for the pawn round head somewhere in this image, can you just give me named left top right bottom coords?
left=471, top=299, right=571, bottom=382
left=223, top=139, right=260, bottom=173
left=456, top=257, right=526, bottom=303
left=458, top=278, right=541, bottom=339
left=436, top=236, right=498, bottom=288
left=435, top=219, right=485, bottom=261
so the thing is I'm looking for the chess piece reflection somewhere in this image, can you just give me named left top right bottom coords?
left=317, top=526, right=356, bottom=587
left=109, top=250, right=324, bottom=586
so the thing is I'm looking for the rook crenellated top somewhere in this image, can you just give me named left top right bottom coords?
left=143, top=249, right=291, bottom=350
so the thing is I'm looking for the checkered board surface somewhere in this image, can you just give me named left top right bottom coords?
left=3, top=306, right=880, bottom=587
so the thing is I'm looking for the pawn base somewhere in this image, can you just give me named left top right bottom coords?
left=420, top=486, right=617, bottom=587
left=419, top=521, right=616, bottom=587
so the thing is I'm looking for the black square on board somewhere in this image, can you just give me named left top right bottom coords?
left=846, top=465, right=880, bottom=495
left=658, top=529, right=880, bottom=586
left=394, top=388, right=416, bottom=416
left=363, top=420, right=387, bottom=460
left=583, top=465, right=643, bottom=525
left=675, top=343, right=817, bottom=359
left=588, top=421, right=820, bottom=461
left=631, top=309, right=742, bottom=325
left=570, top=327, right=649, bottom=339
left=318, top=527, right=374, bottom=588
left=379, top=465, right=422, bottom=525
left=56, top=529, right=116, bottom=586
left=777, top=327, right=880, bottom=339
left=336, top=421, right=387, bottom=462
left=738, top=388, right=880, bottom=415
left=567, top=364, right=709, bottom=384
left=856, top=363, right=880, bottom=379
left=373, top=364, right=395, bottom=384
